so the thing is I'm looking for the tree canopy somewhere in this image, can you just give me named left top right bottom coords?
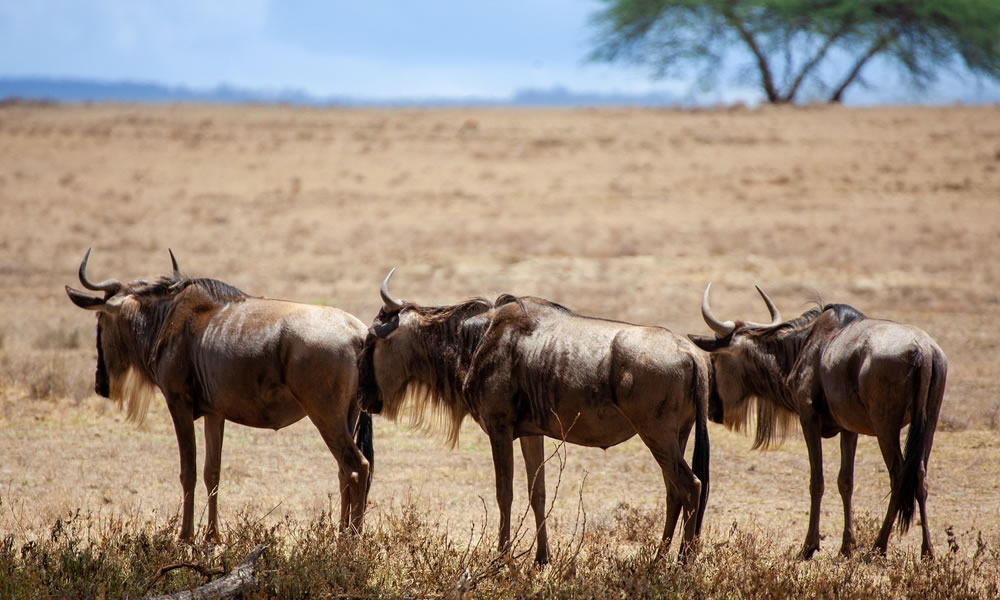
left=589, top=0, right=1000, bottom=103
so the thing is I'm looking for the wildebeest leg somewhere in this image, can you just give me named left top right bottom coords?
left=838, top=431, right=858, bottom=557
left=916, top=462, right=933, bottom=558
left=166, top=399, right=197, bottom=541
left=291, top=354, right=369, bottom=532
left=637, top=430, right=700, bottom=559
left=337, top=400, right=364, bottom=530
left=337, top=467, right=352, bottom=530
left=662, top=420, right=694, bottom=554
left=800, top=416, right=825, bottom=560
left=519, top=435, right=549, bottom=565
left=203, top=414, right=225, bottom=542
left=488, top=427, right=515, bottom=555
left=300, top=391, right=370, bottom=533
left=873, top=432, right=904, bottom=556
left=310, top=417, right=369, bottom=534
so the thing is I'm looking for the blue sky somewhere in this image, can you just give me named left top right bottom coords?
left=2, top=1, right=998, bottom=105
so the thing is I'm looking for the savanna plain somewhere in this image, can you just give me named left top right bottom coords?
left=1, top=101, right=999, bottom=598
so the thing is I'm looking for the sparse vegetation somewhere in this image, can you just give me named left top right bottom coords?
left=0, top=351, right=92, bottom=402
left=1, top=502, right=998, bottom=599
left=2, top=104, right=1000, bottom=599
left=33, top=324, right=82, bottom=351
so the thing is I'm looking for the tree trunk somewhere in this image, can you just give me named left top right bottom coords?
left=783, top=20, right=854, bottom=102
left=728, top=14, right=780, bottom=102
left=143, top=545, right=266, bottom=600
left=830, top=35, right=892, bottom=102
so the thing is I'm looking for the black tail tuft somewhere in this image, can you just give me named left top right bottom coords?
left=691, top=355, right=711, bottom=535
left=896, top=351, right=936, bottom=533
left=355, top=411, right=375, bottom=495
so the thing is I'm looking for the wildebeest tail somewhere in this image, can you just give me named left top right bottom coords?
left=355, top=411, right=375, bottom=495
left=896, top=347, right=943, bottom=533
left=691, top=354, right=710, bottom=535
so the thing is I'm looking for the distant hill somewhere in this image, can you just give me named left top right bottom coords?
left=0, top=77, right=678, bottom=107
left=0, top=77, right=320, bottom=105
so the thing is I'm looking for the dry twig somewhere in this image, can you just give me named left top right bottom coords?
left=141, top=544, right=266, bottom=600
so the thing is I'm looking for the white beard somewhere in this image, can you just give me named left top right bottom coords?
left=110, top=366, right=158, bottom=425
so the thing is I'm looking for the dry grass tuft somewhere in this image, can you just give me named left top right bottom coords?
left=1, top=502, right=998, bottom=599
left=0, top=351, right=92, bottom=402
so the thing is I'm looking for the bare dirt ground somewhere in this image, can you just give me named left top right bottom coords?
left=1, top=102, right=998, bottom=563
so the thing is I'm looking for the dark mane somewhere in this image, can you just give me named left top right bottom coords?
left=496, top=294, right=643, bottom=328
left=725, top=305, right=823, bottom=448
left=369, top=297, right=496, bottom=447
left=753, top=305, right=824, bottom=336
left=407, top=297, right=496, bottom=390
left=822, top=303, right=866, bottom=326
left=132, top=274, right=249, bottom=303
left=501, top=295, right=574, bottom=314
left=745, top=306, right=824, bottom=379
left=731, top=301, right=867, bottom=449
left=493, top=294, right=573, bottom=324
left=406, top=297, right=494, bottom=323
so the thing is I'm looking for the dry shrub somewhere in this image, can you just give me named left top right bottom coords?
left=0, top=350, right=92, bottom=401
left=938, top=413, right=970, bottom=432
left=33, top=324, right=82, bottom=351
left=1, top=502, right=999, bottom=599
left=988, top=401, right=1000, bottom=431
left=610, top=502, right=658, bottom=544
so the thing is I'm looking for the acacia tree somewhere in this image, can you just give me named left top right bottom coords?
left=589, top=0, right=1000, bottom=103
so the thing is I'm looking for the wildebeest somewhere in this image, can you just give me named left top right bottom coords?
left=358, top=270, right=710, bottom=563
left=65, top=249, right=373, bottom=540
left=689, top=283, right=946, bottom=559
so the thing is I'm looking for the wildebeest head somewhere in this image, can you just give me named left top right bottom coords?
left=357, top=269, right=413, bottom=415
left=358, top=269, right=492, bottom=446
left=687, top=283, right=805, bottom=448
left=65, top=249, right=244, bottom=423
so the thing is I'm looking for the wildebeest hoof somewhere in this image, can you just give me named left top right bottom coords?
left=799, top=544, right=819, bottom=560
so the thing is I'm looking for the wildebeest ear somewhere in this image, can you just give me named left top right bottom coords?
left=66, top=285, right=105, bottom=311
left=373, top=319, right=399, bottom=339
left=688, top=333, right=727, bottom=352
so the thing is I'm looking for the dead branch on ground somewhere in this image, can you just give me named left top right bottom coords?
left=141, top=544, right=266, bottom=600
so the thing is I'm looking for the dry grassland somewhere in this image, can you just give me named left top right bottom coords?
left=1, top=102, right=999, bottom=591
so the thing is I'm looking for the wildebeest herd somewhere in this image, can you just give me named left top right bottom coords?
left=65, top=250, right=946, bottom=563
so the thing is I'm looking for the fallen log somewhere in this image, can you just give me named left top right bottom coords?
left=143, top=545, right=266, bottom=600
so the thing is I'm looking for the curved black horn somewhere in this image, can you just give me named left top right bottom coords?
left=168, top=248, right=181, bottom=277
left=78, top=248, right=121, bottom=293
left=740, top=285, right=783, bottom=328
left=755, top=285, right=782, bottom=325
left=701, top=282, right=736, bottom=338
left=380, top=268, right=404, bottom=311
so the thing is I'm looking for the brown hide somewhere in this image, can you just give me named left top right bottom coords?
left=66, top=251, right=373, bottom=540
left=690, top=286, right=946, bottom=560
left=363, top=278, right=710, bottom=564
